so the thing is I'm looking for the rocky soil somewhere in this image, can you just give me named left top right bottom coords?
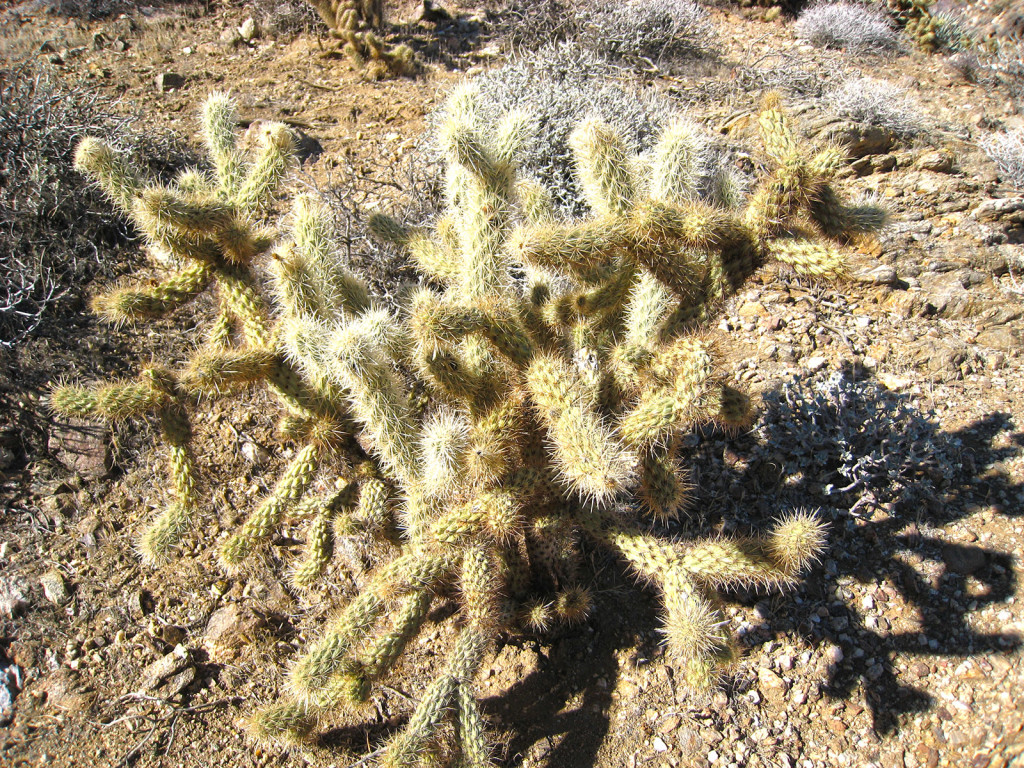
left=2, top=1, right=1024, bottom=767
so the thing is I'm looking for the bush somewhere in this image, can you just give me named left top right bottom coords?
left=757, top=369, right=958, bottom=514
left=0, top=65, right=137, bottom=347
left=491, top=0, right=582, bottom=52
left=253, top=0, right=323, bottom=35
left=577, top=0, right=716, bottom=69
left=982, top=128, right=1024, bottom=189
left=827, top=76, right=925, bottom=137
left=794, top=2, right=901, bottom=51
left=440, top=44, right=745, bottom=217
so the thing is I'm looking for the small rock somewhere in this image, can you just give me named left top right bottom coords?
left=40, top=571, right=69, bottom=605
left=804, top=356, right=828, bottom=372
left=758, top=667, right=788, bottom=699
left=151, top=623, right=186, bottom=646
left=916, top=744, right=939, bottom=768
left=125, top=589, right=149, bottom=620
left=652, top=736, right=668, bottom=752
left=660, top=715, right=681, bottom=733
left=973, top=197, right=1024, bottom=225
left=77, top=515, right=102, bottom=550
left=47, top=418, right=111, bottom=479
left=220, top=27, right=243, bottom=46
left=857, top=265, right=898, bottom=286
left=909, top=663, right=929, bottom=682
left=976, top=327, right=1018, bottom=353
left=917, top=150, right=955, bottom=173
left=825, top=644, right=844, bottom=665
left=39, top=669, right=93, bottom=714
left=238, top=17, right=259, bottom=41
left=815, top=121, right=897, bottom=158
left=154, top=72, right=185, bottom=92
left=139, top=645, right=191, bottom=692
left=240, top=441, right=271, bottom=466
left=203, top=604, right=264, bottom=662
left=161, top=665, right=196, bottom=697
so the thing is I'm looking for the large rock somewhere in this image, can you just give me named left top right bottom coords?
left=972, top=197, right=1024, bottom=243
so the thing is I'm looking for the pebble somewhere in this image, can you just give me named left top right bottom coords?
left=825, top=644, right=844, bottom=665
left=240, top=441, right=271, bottom=466
left=40, top=571, right=69, bottom=605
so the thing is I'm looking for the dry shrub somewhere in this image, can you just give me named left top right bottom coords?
left=0, top=64, right=184, bottom=347
left=828, top=76, right=926, bottom=138
left=794, top=2, right=901, bottom=52
left=982, top=128, right=1024, bottom=189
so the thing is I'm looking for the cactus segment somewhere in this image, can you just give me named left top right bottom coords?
left=221, top=442, right=322, bottom=567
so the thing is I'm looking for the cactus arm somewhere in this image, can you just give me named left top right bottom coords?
left=289, top=550, right=455, bottom=698
left=234, top=122, right=295, bottom=213
left=91, top=263, right=213, bottom=324
left=214, top=266, right=270, bottom=346
left=323, top=321, right=419, bottom=484
left=221, top=441, right=322, bottom=567
left=289, top=195, right=370, bottom=317
left=526, top=354, right=636, bottom=501
left=569, top=117, right=636, bottom=217
left=201, top=92, right=245, bottom=198
left=766, top=237, right=846, bottom=279
left=639, top=440, right=690, bottom=524
left=73, top=137, right=144, bottom=214
left=618, top=340, right=717, bottom=450
left=179, top=347, right=278, bottom=396
left=138, top=404, right=198, bottom=564
left=649, top=120, right=706, bottom=205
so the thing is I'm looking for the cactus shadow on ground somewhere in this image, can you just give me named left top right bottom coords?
left=698, top=368, right=1022, bottom=734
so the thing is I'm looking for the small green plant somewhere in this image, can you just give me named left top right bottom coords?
left=52, top=91, right=883, bottom=765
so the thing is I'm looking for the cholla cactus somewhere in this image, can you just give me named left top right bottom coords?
left=886, top=0, right=941, bottom=50
left=307, top=0, right=383, bottom=32
left=340, top=29, right=416, bottom=80
left=244, top=89, right=877, bottom=760
left=50, top=89, right=883, bottom=765
left=303, top=0, right=416, bottom=80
